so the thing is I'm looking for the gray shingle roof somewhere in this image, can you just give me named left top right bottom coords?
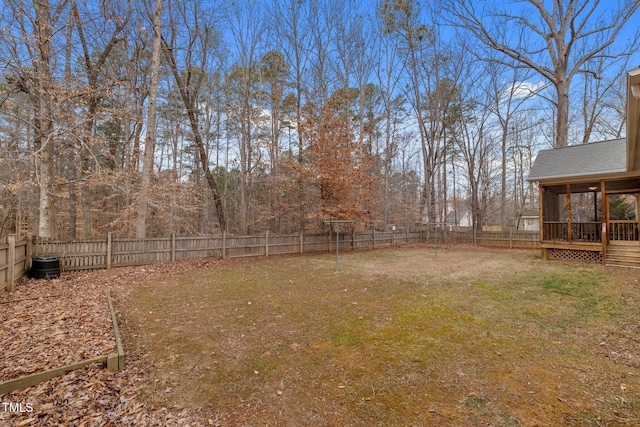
left=527, top=138, right=627, bottom=182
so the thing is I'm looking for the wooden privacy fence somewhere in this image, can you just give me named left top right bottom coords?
left=1, top=229, right=540, bottom=289
left=445, top=230, right=540, bottom=249
left=0, top=234, right=31, bottom=292
left=32, top=230, right=425, bottom=272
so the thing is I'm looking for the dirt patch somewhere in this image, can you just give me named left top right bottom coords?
left=342, top=245, right=538, bottom=282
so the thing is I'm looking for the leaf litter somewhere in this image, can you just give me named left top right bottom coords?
left=0, top=261, right=214, bottom=426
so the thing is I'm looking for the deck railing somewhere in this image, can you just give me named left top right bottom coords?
left=572, top=222, right=602, bottom=242
left=543, top=221, right=601, bottom=242
left=543, top=221, right=568, bottom=241
left=609, top=220, right=639, bottom=241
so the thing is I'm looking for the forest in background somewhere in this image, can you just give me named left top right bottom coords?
left=0, top=0, right=638, bottom=239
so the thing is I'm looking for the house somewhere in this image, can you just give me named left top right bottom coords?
left=527, top=67, right=640, bottom=267
left=518, top=208, right=540, bottom=231
left=446, top=210, right=472, bottom=230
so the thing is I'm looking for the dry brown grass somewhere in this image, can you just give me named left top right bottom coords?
left=120, top=246, right=640, bottom=426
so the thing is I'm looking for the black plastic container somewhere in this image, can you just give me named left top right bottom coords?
left=30, top=256, right=61, bottom=279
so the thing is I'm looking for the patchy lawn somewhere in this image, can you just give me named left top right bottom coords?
left=124, top=247, right=640, bottom=426
left=1, top=246, right=639, bottom=426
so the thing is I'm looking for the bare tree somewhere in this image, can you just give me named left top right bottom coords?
left=259, top=50, right=290, bottom=232
left=161, top=0, right=226, bottom=232
left=484, top=60, right=539, bottom=227
left=372, top=24, right=406, bottom=227
left=72, top=0, right=129, bottom=238
left=269, top=0, right=312, bottom=229
left=9, top=0, right=71, bottom=238
left=225, top=0, right=266, bottom=234
left=380, top=0, right=435, bottom=224
left=135, top=0, right=162, bottom=238
left=597, top=73, right=628, bottom=139
left=578, top=53, right=631, bottom=144
left=441, top=0, right=640, bottom=147
left=453, top=66, right=499, bottom=232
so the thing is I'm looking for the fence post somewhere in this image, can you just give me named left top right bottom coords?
left=7, top=234, right=15, bottom=292
left=171, top=232, right=176, bottom=262
left=509, top=229, right=513, bottom=249
left=392, top=228, right=395, bottom=246
left=26, top=233, right=33, bottom=272
left=352, top=228, right=355, bottom=250
left=106, top=233, right=112, bottom=269
left=265, top=230, right=269, bottom=257
left=300, top=230, right=304, bottom=254
left=373, top=229, right=376, bottom=249
left=222, top=231, right=227, bottom=260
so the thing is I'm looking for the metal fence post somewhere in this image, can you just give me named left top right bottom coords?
left=265, top=230, right=269, bottom=257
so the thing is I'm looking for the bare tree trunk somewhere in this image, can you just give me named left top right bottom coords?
left=64, top=8, right=77, bottom=240
left=135, top=0, right=162, bottom=238
left=33, top=0, right=55, bottom=239
left=556, top=75, right=570, bottom=148
left=161, top=5, right=227, bottom=232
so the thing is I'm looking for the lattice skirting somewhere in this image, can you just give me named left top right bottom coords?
left=546, top=248, right=602, bottom=264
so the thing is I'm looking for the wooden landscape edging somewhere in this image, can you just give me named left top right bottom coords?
left=0, top=355, right=110, bottom=395
left=0, top=292, right=125, bottom=395
left=107, top=290, right=125, bottom=371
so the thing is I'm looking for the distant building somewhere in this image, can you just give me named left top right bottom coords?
left=446, top=210, right=472, bottom=230
left=518, top=208, right=540, bottom=231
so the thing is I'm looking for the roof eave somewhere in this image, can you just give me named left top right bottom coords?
left=527, top=168, right=632, bottom=184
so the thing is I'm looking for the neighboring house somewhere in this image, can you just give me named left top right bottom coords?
left=527, top=68, right=640, bottom=267
left=518, top=208, right=540, bottom=231
left=446, top=210, right=472, bottom=229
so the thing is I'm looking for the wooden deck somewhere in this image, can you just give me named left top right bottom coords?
left=541, top=241, right=602, bottom=251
